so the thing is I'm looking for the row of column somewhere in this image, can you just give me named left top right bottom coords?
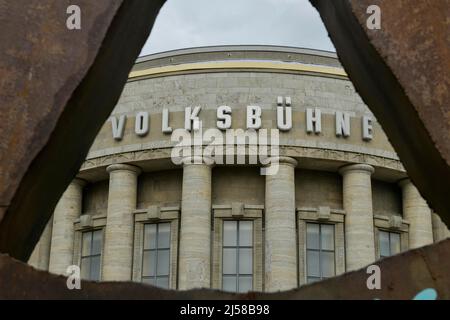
left=40, top=158, right=439, bottom=292
left=339, top=164, right=435, bottom=271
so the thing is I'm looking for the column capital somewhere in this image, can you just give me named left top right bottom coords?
left=398, top=178, right=412, bottom=188
left=338, top=163, right=374, bottom=176
left=71, top=177, right=87, bottom=188
left=106, top=163, right=141, bottom=175
left=181, top=155, right=215, bottom=167
left=264, top=156, right=298, bottom=168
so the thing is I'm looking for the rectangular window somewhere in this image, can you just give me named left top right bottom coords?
left=379, top=230, right=401, bottom=258
left=142, top=223, right=171, bottom=288
left=80, top=229, right=102, bottom=281
left=222, top=220, right=253, bottom=293
left=306, top=223, right=335, bottom=284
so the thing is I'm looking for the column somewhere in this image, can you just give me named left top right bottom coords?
left=339, top=164, right=375, bottom=271
left=399, top=179, right=433, bottom=248
left=264, top=156, right=298, bottom=292
left=102, top=164, right=141, bottom=281
left=28, top=244, right=39, bottom=268
left=178, top=156, right=213, bottom=290
left=49, top=178, right=85, bottom=275
left=432, top=212, right=450, bottom=242
left=33, top=217, right=53, bottom=270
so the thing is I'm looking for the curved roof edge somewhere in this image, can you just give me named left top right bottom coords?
left=137, top=45, right=338, bottom=63
left=131, top=46, right=343, bottom=74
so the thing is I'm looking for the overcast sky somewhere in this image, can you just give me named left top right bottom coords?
left=139, top=0, right=335, bottom=56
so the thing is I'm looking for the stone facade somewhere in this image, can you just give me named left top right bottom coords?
left=28, top=46, right=449, bottom=292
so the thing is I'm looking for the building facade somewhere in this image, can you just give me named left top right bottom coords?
left=28, top=46, right=449, bottom=292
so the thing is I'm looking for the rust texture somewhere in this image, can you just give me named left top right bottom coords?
left=0, top=0, right=166, bottom=261
left=310, top=0, right=450, bottom=226
left=0, top=0, right=449, bottom=299
left=1, top=239, right=449, bottom=299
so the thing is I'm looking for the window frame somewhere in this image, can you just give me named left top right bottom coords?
left=132, top=206, right=180, bottom=289
left=212, top=204, right=263, bottom=292
left=73, top=213, right=107, bottom=282
left=373, top=215, right=409, bottom=259
left=222, top=220, right=254, bottom=293
left=141, top=222, right=171, bottom=288
left=378, top=229, right=401, bottom=258
left=297, top=207, right=346, bottom=286
left=305, top=222, right=336, bottom=283
left=80, top=228, right=103, bottom=281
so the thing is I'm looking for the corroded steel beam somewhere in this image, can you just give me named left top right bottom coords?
left=0, top=0, right=449, bottom=299
left=310, top=0, right=450, bottom=226
left=0, top=0, right=165, bottom=261
left=1, top=239, right=449, bottom=299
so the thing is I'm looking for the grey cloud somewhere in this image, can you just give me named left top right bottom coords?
left=139, top=0, right=335, bottom=56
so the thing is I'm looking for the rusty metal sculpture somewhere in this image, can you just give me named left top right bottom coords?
left=310, top=0, right=450, bottom=227
left=0, top=0, right=166, bottom=261
left=0, top=0, right=448, bottom=299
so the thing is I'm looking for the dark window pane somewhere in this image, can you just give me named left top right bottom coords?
left=307, top=250, right=320, bottom=277
left=321, top=251, right=335, bottom=278
left=156, top=276, right=169, bottom=289
left=321, top=224, right=334, bottom=250
left=379, top=231, right=390, bottom=257
left=144, top=224, right=157, bottom=250
left=92, top=230, right=102, bottom=255
left=90, top=255, right=101, bottom=281
left=238, top=276, right=252, bottom=293
left=81, top=257, right=90, bottom=280
left=158, top=223, right=171, bottom=249
left=307, top=224, right=320, bottom=250
left=239, top=221, right=253, bottom=247
left=81, top=232, right=91, bottom=256
left=223, top=221, right=237, bottom=246
left=238, top=248, right=252, bottom=274
left=390, top=233, right=401, bottom=255
left=142, top=250, right=156, bottom=277
left=223, top=276, right=237, bottom=292
left=157, top=249, right=170, bottom=276
left=223, top=248, right=237, bottom=274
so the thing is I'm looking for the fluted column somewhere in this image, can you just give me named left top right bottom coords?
left=399, top=179, right=433, bottom=248
left=178, top=156, right=213, bottom=290
left=49, top=179, right=85, bottom=275
left=264, top=156, right=298, bottom=292
left=28, top=216, right=53, bottom=270
left=102, top=164, right=141, bottom=281
left=432, top=212, right=450, bottom=242
left=38, top=217, right=54, bottom=270
left=339, top=164, right=375, bottom=271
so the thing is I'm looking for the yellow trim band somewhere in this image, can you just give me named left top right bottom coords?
left=129, top=61, right=347, bottom=79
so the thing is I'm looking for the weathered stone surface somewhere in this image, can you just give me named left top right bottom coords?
left=265, top=157, right=298, bottom=291
left=310, top=0, right=450, bottom=226
left=0, top=0, right=165, bottom=261
left=178, top=158, right=213, bottom=289
left=103, top=164, right=141, bottom=281
left=399, top=179, right=434, bottom=249
left=4, top=238, right=450, bottom=299
left=0, top=0, right=449, bottom=300
left=49, top=179, right=85, bottom=275
left=339, top=164, right=376, bottom=271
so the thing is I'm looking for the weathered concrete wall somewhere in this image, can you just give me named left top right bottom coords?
left=372, top=179, right=402, bottom=217
left=83, top=180, right=109, bottom=216
left=86, top=70, right=396, bottom=162
left=295, top=169, right=343, bottom=209
left=28, top=47, right=430, bottom=292
left=212, top=167, right=265, bottom=205
left=137, top=169, right=182, bottom=208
